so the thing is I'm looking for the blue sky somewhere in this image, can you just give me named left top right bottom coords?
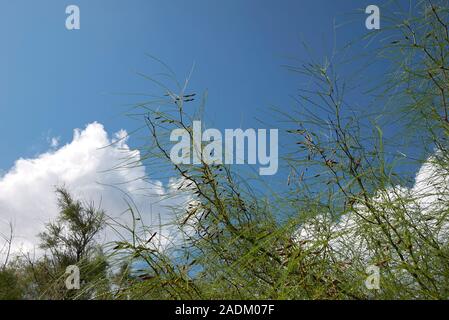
left=3, top=0, right=433, bottom=255
left=0, top=0, right=383, bottom=171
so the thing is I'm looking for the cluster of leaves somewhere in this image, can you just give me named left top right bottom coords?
left=107, top=0, right=449, bottom=300
left=1, top=188, right=109, bottom=299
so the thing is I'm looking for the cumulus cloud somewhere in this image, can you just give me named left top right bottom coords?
left=295, top=154, right=449, bottom=263
left=0, top=122, right=190, bottom=258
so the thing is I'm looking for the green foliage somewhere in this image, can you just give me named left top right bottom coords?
left=105, top=0, right=449, bottom=300
left=34, top=187, right=108, bottom=299
left=1, top=187, right=110, bottom=300
left=3, top=0, right=449, bottom=300
left=0, top=268, right=22, bottom=300
left=39, top=187, right=105, bottom=264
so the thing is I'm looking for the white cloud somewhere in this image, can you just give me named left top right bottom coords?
left=295, top=154, right=449, bottom=263
left=0, top=122, right=191, bottom=259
